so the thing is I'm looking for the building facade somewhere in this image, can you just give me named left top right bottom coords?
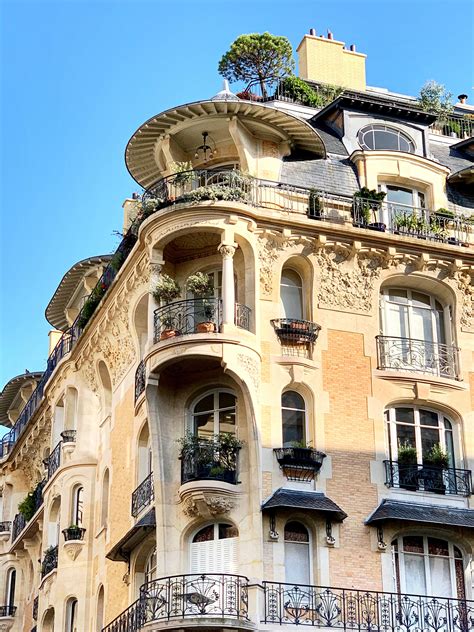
left=0, top=30, right=473, bottom=632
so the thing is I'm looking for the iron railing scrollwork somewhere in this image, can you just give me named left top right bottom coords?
left=274, top=448, right=326, bottom=482
left=180, top=439, right=240, bottom=485
left=139, top=574, right=249, bottom=623
left=33, top=596, right=38, bottom=620
left=235, top=303, right=251, bottom=331
left=154, top=298, right=223, bottom=342
left=102, top=599, right=145, bottom=632
left=41, top=545, right=58, bottom=578
left=44, top=441, right=61, bottom=480
left=0, top=605, right=16, bottom=617
left=271, top=319, right=321, bottom=346
left=376, top=336, right=460, bottom=379
left=134, top=360, right=146, bottom=402
left=131, top=472, right=154, bottom=518
left=384, top=460, right=472, bottom=496
left=11, top=479, right=45, bottom=542
left=263, top=581, right=474, bottom=631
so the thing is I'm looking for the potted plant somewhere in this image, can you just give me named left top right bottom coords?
left=186, top=272, right=216, bottom=333
left=353, top=187, right=386, bottom=230
left=153, top=275, right=181, bottom=340
left=422, top=443, right=449, bottom=494
left=62, top=524, right=86, bottom=541
left=396, top=442, right=419, bottom=491
left=308, top=189, right=323, bottom=219
left=18, top=491, right=36, bottom=521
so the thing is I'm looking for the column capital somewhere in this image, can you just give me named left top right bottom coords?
left=218, top=243, right=237, bottom=259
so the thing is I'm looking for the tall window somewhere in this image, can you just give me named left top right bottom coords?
left=5, top=568, right=15, bottom=609
left=145, top=547, right=157, bottom=584
left=48, top=498, right=61, bottom=547
left=392, top=536, right=465, bottom=598
left=381, top=288, right=446, bottom=344
left=284, top=522, right=310, bottom=585
left=66, top=598, right=78, bottom=632
left=101, top=469, right=110, bottom=528
left=282, top=391, right=306, bottom=447
left=72, top=486, right=84, bottom=527
left=190, top=523, right=238, bottom=573
left=386, top=406, right=455, bottom=467
left=191, top=390, right=237, bottom=439
left=280, top=269, right=303, bottom=320
left=96, top=586, right=105, bottom=632
left=358, top=124, right=415, bottom=153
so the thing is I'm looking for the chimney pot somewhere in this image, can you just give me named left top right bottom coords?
left=327, top=30, right=333, bottom=40
left=457, top=94, right=468, bottom=104
left=350, top=44, right=356, bottom=52
left=309, top=28, right=316, bottom=36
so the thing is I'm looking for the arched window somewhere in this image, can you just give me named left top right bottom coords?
left=137, top=424, right=152, bottom=485
left=392, top=535, right=465, bottom=598
left=145, top=547, right=157, bottom=584
left=190, top=523, right=238, bottom=573
left=96, top=586, right=105, bottom=632
left=280, top=269, right=303, bottom=320
left=52, top=398, right=65, bottom=446
left=282, top=391, right=306, bottom=447
left=5, top=568, right=16, bottom=609
left=48, top=498, right=61, bottom=547
left=100, top=469, right=110, bottom=528
left=98, top=362, right=112, bottom=418
left=386, top=406, right=459, bottom=493
left=284, top=521, right=310, bottom=585
left=191, top=390, right=237, bottom=439
left=43, top=607, right=55, bottom=632
left=380, top=288, right=452, bottom=376
left=72, top=486, right=84, bottom=527
left=66, top=597, right=78, bottom=632
left=65, top=388, right=78, bottom=431
left=358, top=124, right=415, bottom=153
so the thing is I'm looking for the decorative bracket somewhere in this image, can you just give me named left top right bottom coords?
left=326, top=520, right=336, bottom=546
left=377, top=526, right=387, bottom=551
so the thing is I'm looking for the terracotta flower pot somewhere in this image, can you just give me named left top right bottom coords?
left=160, top=329, right=177, bottom=340
left=196, top=322, right=215, bottom=333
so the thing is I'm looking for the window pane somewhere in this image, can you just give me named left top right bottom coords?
left=404, top=554, right=427, bottom=595
left=193, top=525, right=214, bottom=542
left=285, top=542, right=310, bottom=585
left=395, top=408, right=415, bottom=424
left=403, top=536, right=424, bottom=553
left=281, top=270, right=303, bottom=320
left=421, top=427, right=440, bottom=460
left=219, top=392, right=236, bottom=409
left=219, top=523, right=238, bottom=539
left=396, top=424, right=416, bottom=451
left=374, top=130, right=400, bottom=151
left=419, top=410, right=439, bottom=427
left=194, top=413, right=214, bottom=439
left=282, top=409, right=305, bottom=446
left=411, top=292, right=431, bottom=307
left=386, top=186, right=413, bottom=207
left=194, top=394, right=214, bottom=414
left=282, top=391, right=305, bottom=410
left=429, top=556, right=452, bottom=597
left=285, top=522, right=309, bottom=542
left=387, top=289, right=408, bottom=302
left=219, top=409, right=236, bottom=434
left=428, top=538, right=449, bottom=556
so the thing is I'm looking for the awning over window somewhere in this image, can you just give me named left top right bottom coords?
left=106, top=508, right=156, bottom=562
left=365, top=499, right=474, bottom=529
left=262, top=488, right=347, bottom=522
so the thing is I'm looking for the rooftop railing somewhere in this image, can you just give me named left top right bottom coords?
left=262, top=581, right=474, bottom=631
left=430, top=114, right=474, bottom=139
left=376, top=336, right=461, bottom=380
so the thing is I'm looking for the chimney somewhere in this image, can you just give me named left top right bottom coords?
left=309, top=28, right=316, bottom=36
left=457, top=94, right=468, bottom=104
left=297, top=31, right=367, bottom=91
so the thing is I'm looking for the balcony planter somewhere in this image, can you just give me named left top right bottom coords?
left=422, top=444, right=449, bottom=494
left=397, top=445, right=418, bottom=491
left=274, top=447, right=326, bottom=481
left=62, top=526, right=86, bottom=541
left=271, top=319, right=321, bottom=345
left=196, top=321, right=216, bottom=333
left=179, top=434, right=242, bottom=485
left=368, top=222, right=386, bottom=232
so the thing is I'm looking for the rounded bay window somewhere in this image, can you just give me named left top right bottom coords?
left=358, top=124, right=415, bottom=153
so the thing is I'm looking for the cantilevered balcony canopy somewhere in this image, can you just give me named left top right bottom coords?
left=125, top=99, right=326, bottom=188
left=262, top=488, right=347, bottom=522
left=45, top=255, right=112, bottom=332
left=365, top=499, right=474, bottom=529
left=0, top=372, right=43, bottom=427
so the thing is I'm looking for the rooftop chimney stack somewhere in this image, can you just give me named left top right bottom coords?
left=297, top=31, right=367, bottom=91
left=457, top=94, right=468, bottom=104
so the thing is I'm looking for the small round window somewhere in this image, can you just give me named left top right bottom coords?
left=358, top=124, right=415, bottom=153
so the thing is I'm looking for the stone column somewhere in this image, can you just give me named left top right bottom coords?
left=147, top=253, right=164, bottom=349
left=218, top=243, right=237, bottom=326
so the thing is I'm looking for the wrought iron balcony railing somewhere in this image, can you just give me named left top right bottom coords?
left=33, top=595, right=38, bottom=620
left=271, top=319, right=321, bottom=346
left=262, top=581, right=474, bottom=631
left=135, top=360, right=146, bottom=402
left=131, top=472, right=154, bottom=518
left=154, top=298, right=225, bottom=342
left=140, top=573, right=249, bottom=623
left=180, top=438, right=240, bottom=485
left=274, top=448, right=326, bottom=482
left=384, top=460, right=472, bottom=496
left=41, top=545, right=58, bottom=578
left=235, top=303, right=251, bottom=330
left=376, top=336, right=461, bottom=380
left=0, top=521, right=11, bottom=533
left=60, top=429, right=76, bottom=443
left=102, top=598, right=144, bottom=632
left=44, top=441, right=61, bottom=480
left=62, top=526, right=86, bottom=541
left=431, top=114, right=474, bottom=139
left=0, top=605, right=16, bottom=617
left=352, top=197, right=471, bottom=244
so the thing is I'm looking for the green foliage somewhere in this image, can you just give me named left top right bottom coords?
left=279, top=76, right=322, bottom=107
left=181, top=184, right=249, bottom=204
left=290, top=439, right=313, bottom=449
left=397, top=441, right=417, bottom=464
left=308, top=188, right=323, bottom=217
left=186, top=272, right=214, bottom=298
left=78, top=283, right=107, bottom=329
left=152, top=274, right=181, bottom=304
left=353, top=187, right=386, bottom=224
left=218, top=32, right=294, bottom=95
left=424, top=443, right=450, bottom=468
left=178, top=433, right=244, bottom=472
left=418, top=80, right=453, bottom=116
left=18, top=491, right=36, bottom=520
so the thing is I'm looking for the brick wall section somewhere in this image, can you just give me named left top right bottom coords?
left=322, top=330, right=382, bottom=590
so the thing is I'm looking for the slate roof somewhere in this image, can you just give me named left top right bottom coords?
left=281, top=155, right=359, bottom=197
left=430, top=143, right=474, bottom=175
left=262, top=488, right=347, bottom=522
left=310, top=121, right=348, bottom=156
left=106, top=508, right=156, bottom=562
left=365, top=499, right=474, bottom=529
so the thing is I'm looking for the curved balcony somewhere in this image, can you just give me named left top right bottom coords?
left=376, top=336, right=461, bottom=380
left=154, top=299, right=251, bottom=343
left=135, top=359, right=146, bottom=402
left=180, top=438, right=240, bottom=485
left=41, top=545, right=58, bottom=578
left=274, top=447, right=326, bottom=482
left=384, top=460, right=472, bottom=496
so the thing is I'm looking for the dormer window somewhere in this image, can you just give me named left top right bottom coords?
left=358, top=124, right=415, bottom=153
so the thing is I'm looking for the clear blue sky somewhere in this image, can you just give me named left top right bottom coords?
left=1, top=0, right=473, bottom=388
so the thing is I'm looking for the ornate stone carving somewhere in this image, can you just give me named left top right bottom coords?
left=63, top=540, right=84, bottom=561
left=237, top=353, right=259, bottom=391
left=218, top=244, right=237, bottom=259
left=456, top=271, right=474, bottom=331
left=182, top=494, right=235, bottom=518
left=316, top=246, right=385, bottom=313
left=257, top=232, right=311, bottom=296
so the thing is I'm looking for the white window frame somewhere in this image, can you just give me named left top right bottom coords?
left=5, top=568, right=15, bottom=608
left=187, top=389, right=237, bottom=437
left=281, top=390, right=308, bottom=447
left=283, top=520, right=313, bottom=585
left=392, top=535, right=464, bottom=598
left=72, top=486, right=84, bottom=527
left=145, top=546, right=157, bottom=584
left=385, top=406, right=457, bottom=467
left=280, top=268, right=304, bottom=321
left=358, top=124, right=416, bottom=153
left=66, top=597, right=78, bottom=632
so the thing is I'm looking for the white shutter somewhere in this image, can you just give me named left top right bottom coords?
left=190, top=537, right=237, bottom=574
